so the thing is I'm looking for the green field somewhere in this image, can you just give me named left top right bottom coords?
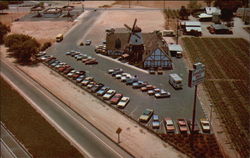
left=0, top=77, right=84, bottom=158
left=182, top=37, right=250, bottom=158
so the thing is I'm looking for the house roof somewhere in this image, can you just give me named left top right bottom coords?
left=168, top=44, right=183, bottom=52
left=184, top=21, right=201, bottom=27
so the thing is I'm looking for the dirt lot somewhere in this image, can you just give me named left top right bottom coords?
left=112, top=1, right=206, bottom=9
left=182, top=37, right=250, bottom=158
left=82, top=8, right=168, bottom=46
left=10, top=21, right=75, bottom=44
left=0, top=12, right=28, bottom=26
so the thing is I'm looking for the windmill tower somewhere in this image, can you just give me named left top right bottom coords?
left=124, top=19, right=144, bottom=63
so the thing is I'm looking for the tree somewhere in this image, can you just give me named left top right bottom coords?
left=187, top=0, right=202, bottom=13
left=179, top=6, right=189, bottom=20
left=0, top=22, right=10, bottom=44
left=0, top=1, right=9, bottom=13
left=4, top=34, right=40, bottom=64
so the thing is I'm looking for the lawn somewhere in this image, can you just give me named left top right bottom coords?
left=0, top=77, right=84, bottom=158
left=182, top=37, right=250, bottom=158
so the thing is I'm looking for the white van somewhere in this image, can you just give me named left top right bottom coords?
left=169, top=73, right=183, bottom=89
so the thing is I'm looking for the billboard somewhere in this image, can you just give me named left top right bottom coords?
left=188, top=63, right=205, bottom=87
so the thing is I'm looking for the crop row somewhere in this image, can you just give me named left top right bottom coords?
left=204, top=81, right=249, bottom=158
left=183, top=37, right=250, bottom=157
left=163, top=9, right=179, bottom=19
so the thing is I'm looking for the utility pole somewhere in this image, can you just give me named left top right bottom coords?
left=129, top=0, right=131, bottom=8
left=176, top=18, right=179, bottom=44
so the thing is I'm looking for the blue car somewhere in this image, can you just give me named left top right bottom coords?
left=96, top=86, right=110, bottom=96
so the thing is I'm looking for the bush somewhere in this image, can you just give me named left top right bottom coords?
left=40, top=42, right=51, bottom=51
left=0, top=22, right=10, bottom=44
left=4, top=34, right=40, bottom=64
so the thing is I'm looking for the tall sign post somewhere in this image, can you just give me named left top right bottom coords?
left=188, top=62, right=205, bottom=133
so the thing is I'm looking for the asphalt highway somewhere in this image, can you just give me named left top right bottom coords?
left=1, top=123, right=32, bottom=158
left=0, top=60, right=133, bottom=158
left=46, top=9, right=205, bottom=130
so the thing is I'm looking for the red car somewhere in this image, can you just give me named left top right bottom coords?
left=85, top=59, right=98, bottom=65
left=177, top=119, right=188, bottom=133
left=110, top=93, right=123, bottom=104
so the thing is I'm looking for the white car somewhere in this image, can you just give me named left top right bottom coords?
left=117, top=97, right=130, bottom=108
left=147, top=90, right=155, bottom=95
left=103, top=89, right=116, bottom=100
left=116, top=74, right=122, bottom=79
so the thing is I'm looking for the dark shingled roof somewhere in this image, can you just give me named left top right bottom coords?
left=106, top=29, right=170, bottom=61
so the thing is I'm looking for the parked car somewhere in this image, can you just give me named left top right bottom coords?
left=87, top=81, right=96, bottom=89
left=200, top=118, right=210, bottom=133
left=152, top=115, right=160, bottom=129
left=139, top=109, right=154, bottom=123
left=126, top=78, right=138, bottom=85
left=65, top=51, right=71, bottom=55
left=177, top=119, right=189, bottom=133
left=111, top=69, right=123, bottom=77
left=103, top=89, right=116, bottom=100
left=157, top=67, right=163, bottom=75
left=115, top=74, right=122, bottom=79
left=81, top=77, right=94, bottom=86
left=165, top=118, right=175, bottom=133
left=67, top=70, right=77, bottom=78
left=110, top=93, right=123, bottom=104
left=141, top=85, right=156, bottom=92
left=91, top=83, right=104, bottom=93
left=147, top=90, right=155, bottom=95
left=75, top=55, right=84, bottom=60
left=85, top=59, right=98, bottom=65
left=96, top=86, right=110, bottom=96
left=63, top=67, right=73, bottom=74
left=154, top=90, right=171, bottom=98
left=58, top=65, right=70, bottom=72
left=117, top=97, right=130, bottom=108
left=149, top=68, right=156, bottom=74
left=187, top=120, right=200, bottom=134
left=85, top=40, right=92, bottom=45
left=132, top=81, right=147, bottom=89
left=82, top=57, right=93, bottom=63
left=76, top=75, right=86, bottom=83
left=36, top=51, right=46, bottom=57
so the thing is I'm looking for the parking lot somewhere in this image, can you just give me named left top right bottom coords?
left=45, top=9, right=206, bottom=134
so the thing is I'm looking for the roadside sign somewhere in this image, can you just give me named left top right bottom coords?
left=116, top=127, right=122, bottom=134
left=188, top=62, right=205, bottom=87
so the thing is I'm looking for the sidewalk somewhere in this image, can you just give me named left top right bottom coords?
left=1, top=47, right=187, bottom=158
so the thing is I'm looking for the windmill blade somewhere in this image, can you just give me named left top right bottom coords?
left=134, top=33, right=141, bottom=39
left=124, top=24, right=132, bottom=31
left=127, top=32, right=132, bottom=43
left=132, top=18, right=137, bottom=32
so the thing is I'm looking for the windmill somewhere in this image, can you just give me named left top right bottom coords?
left=124, top=19, right=144, bottom=62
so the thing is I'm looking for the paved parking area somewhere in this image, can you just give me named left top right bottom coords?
left=47, top=10, right=205, bottom=134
